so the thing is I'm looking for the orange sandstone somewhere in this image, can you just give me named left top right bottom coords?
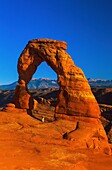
left=15, top=38, right=100, bottom=118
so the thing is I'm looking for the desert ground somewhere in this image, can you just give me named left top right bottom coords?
left=0, top=104, right=112, bottom=170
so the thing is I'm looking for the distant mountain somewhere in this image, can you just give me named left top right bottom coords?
left=0, top=78, right=59, bottom=90
left=0, top=78, right=112, bottom=90
left=27, top=78, right=59, bottom=89
left=0, top=82, right=18, bottom=90
left=88, top=78, right=112, bottom=88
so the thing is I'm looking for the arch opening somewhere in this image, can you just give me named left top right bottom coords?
left=27, top=61, right=59, bottom=122
left=28, top=61, right=59, bottom=107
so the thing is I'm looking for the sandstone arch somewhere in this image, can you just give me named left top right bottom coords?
left=15, top=38, right=100, bottom=118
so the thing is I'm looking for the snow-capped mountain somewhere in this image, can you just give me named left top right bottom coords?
left=0, top=78, right=59, bottom=90
left=88, top=78, right=112, bottom=88
left=0, top=78, right=112, bottom=90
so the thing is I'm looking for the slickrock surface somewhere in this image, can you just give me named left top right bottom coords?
left=0, top=106, right=112, bottom=170
left=15, top=38, right=100, bottom=118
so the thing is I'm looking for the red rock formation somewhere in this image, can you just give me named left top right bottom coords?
left=15, top=38, right=100, bottom=118
left=13, top=38, right=112, bottom=155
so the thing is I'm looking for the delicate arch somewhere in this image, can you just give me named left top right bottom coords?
left=15, top=38, right=100, bottom=118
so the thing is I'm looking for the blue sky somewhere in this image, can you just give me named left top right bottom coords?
left=0, top=0, right=112, bottom=84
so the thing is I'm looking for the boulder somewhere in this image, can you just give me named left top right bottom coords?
left=6, top=103, right=15, bottom=108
